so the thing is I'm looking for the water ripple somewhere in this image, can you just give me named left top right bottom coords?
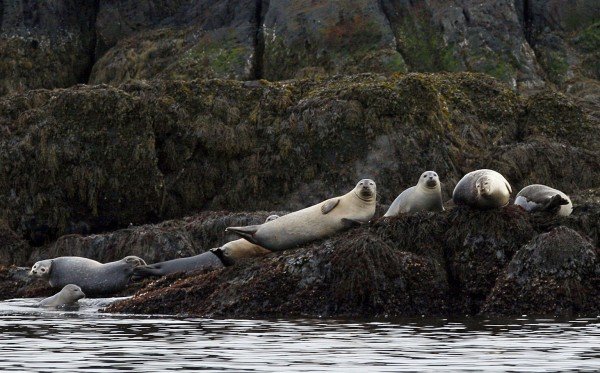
left=0, top=298, right=599, bottom=371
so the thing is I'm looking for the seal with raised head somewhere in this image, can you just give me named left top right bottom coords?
left=384, top=171, right=444, bottom=217
left=514, top=184, right=572, bottom=216
left=452, top=169, right=512, bottom=209
left=226, top=179, right=377, bottom=251
left=29, top=255, right=146, bottom=296
left=39, top=284, right=85, bottom=308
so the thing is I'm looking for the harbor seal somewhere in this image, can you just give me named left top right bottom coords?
left=39, top=284, right=85, bottom=308
left=514, top=184, right=572, bottom=216
left=226, top=179, right=377, bottom=251
left=134, top=215, right=281, bottom=278
left=384, top=171, right=444, bottom=217
left=452, top=169, right=512, bottom=209
left=211, top=215, right=280, bottom=266
left=29, top=255, right=146, bottom=296
left=133, top=251, right=224, bottom=279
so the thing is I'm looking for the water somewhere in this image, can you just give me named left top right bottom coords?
left=0, top=298, right=599, bottom=372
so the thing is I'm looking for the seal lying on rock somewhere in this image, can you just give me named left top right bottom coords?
left=133, top=215, right=280, bottom=279
left=226, top=179, right=377, bottom=251
left=384, top=171, right=444, bottom=216
left=39, top=284, right=85, bottom=308
left=30, top=256, right=146, bottom=296
left=453, top=169, right=512, bottom=209
left=210, top=215, right=279, bottom=266
left=514, top=184, right=572, bottom=216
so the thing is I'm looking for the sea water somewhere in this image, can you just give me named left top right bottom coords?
left=0, top=298, right=598, bottom=372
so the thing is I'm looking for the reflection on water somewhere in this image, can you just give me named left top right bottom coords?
left=0, top=298, right=599, bottom=372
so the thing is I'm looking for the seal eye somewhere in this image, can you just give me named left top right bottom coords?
left=41, top=268, right=46, bottom=272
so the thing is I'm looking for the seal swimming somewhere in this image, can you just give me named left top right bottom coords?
left=514, top=184, right=572, bottom=216
left=39, top=284, right=85, bottom=308
left=133, top=215, right=281, bottom=279
left=384, top=171, right=443, bottom=216
left=29, top=255, right=146, bottom=296
left=452, top=169, right=512, bottom=209
left=225, top=179, right=377, bottom=251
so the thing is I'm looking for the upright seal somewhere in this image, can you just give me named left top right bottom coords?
left=514, top=184, right=572, bottom=216
left=226, top=179, right=377, bottom=251
left=30, top=255, right=146, bottom=296
left=39, top=284, right=85, bottom=308
left=452, top=169, right=512, bottom=209
left=384, top=171, right=444, bottom=216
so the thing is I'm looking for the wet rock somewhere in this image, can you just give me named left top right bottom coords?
left=442, top=205, right=536, bottom=314
left=106, top=227, right=450, bottom=318
left=482, top=227, right=600, bottom=316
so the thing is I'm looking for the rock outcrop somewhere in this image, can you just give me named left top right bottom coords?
left=1, top=73, right=597, bottom=245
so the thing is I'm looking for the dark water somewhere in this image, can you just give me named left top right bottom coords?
left=0, top=298, right=599, bottom=372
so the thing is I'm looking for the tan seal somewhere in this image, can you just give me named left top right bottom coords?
left=226, top=179, right=377, bottom=251
left=30, top=256, right=146, bottom=296
left=39, top=284, right=85, bottom=308
left=514, top=184, right=572, bottom=216
left=384, top=171, right=444, bottom=216
left=452, top=169, right=512, bottom=209
left=211, top=215, right=280, bottom=265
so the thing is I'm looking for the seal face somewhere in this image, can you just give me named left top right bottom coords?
left=514, top=184, right=572, bottom=216
left=452, top=169, right=512, bottom=209
left=29, top=255, right=146, bottom=296
left=225, top=179, right=377, bottom=251
left=39, top=284, right=85, bottom=308
left=384, top=171, right=444, bottom=217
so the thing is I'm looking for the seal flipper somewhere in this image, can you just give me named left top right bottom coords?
left=225, top=226, right=260, bottom=245
left=131, top=264, right=163, bottom=280
left=341, top=218, right=365, bottom=228
left=321, top=198, right=340, bottom=214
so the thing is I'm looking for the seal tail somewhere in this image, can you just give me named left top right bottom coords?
left=225, top=226, right=259, bottom=245
left=132, top=265, right=162, bottom=280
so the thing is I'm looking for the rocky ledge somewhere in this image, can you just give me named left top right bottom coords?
left=102, top=204, right=599, bottom=318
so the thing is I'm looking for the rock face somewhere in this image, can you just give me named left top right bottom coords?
left=1, top=73, right=598, bottom=244
left=0, top=0, right=598, bottom=95
left=483, top=227, right=599, bottom=316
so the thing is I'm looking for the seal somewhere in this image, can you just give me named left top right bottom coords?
left=226, top=179, right=377, bottom=251
left=384, top=171, right=444, bottom=216
left=452, top=169, right=512, bottom=209
left=514, top=184, right=572, bottom=216
left=211, top=215, right=280, bottom=265
left=134, top=215, right=281, bottom=279
left=29, top=255, right=146, bottom=296
left=133, top=251, right=224, bottom=279
left=39, top=284, right=85, bottom=308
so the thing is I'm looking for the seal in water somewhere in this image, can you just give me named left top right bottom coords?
left=30, top=256, right=146, bottom=296
left=384, top=171, right=444, bottom=216
left=39, top=284, right=85, bottom=308
left=225, top=179, right=377, bottom=251
left=514, top=184, right=572, bottom=216
left=452, top=169, right=512, bottom=209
